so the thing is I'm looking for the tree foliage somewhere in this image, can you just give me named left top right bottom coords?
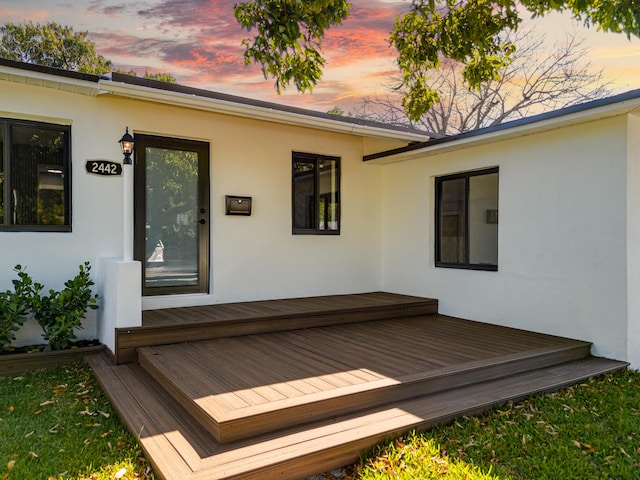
left=356, top=32, right=611, bottom=135
left=234, top=0, right=640, bottom=120
left=0, top=21, right=112, bottom=74
left=114, top=69, right=178, bottom=84
left=142, top=71, right=178, bottom=83
left=234, top=0, right=350, bottom=92
left=0, top=21, right=176, bottom=83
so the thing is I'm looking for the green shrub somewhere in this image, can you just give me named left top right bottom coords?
left=0, top=265, right=36, bottom=350
left=0, top=262, right=99, bottom=351
left=31, top=262, right=99, bottom=351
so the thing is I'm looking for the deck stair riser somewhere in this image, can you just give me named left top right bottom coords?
left=137, top=340, right=592, bottom=443
left=116, top=293, right=439, bottom=364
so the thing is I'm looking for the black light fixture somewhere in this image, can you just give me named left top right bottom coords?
left=118, top=127, right=135, bottom=165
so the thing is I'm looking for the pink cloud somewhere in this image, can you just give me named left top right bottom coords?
left=84, top=0, right=407, bottom=105
left=16, top=0, right=403, bottom=110
left=86, top=1, right=129, bottom=17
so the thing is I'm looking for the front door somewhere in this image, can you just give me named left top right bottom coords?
left=134, top=134, right=210, bottom=295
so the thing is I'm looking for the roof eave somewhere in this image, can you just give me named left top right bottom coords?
left=365, top=93, right=640, bottom=164
left=98, top=79, right=430, bottom=142
left=0, top=62, right=101, bottom=97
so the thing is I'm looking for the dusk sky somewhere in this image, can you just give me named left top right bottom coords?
left=2, top=0, right=640, bottom=113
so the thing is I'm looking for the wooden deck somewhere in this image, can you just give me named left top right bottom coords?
left=142, top=291, right=436, bottom=327
left=91, top=292, right=628, bottom=480
left=138, top=315, right=591, bottom=443
left=115, top=292, right=438, bottom=363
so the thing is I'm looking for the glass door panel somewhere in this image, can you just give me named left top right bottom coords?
left=134, top=135, right=209, bottom=295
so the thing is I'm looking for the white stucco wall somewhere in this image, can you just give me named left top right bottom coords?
left=1, top=83, right=128, bottom=344
left=108, top=96, right=385, bottom=309
left=381, top=116, right=630, bottom=363
left=0, top=80, right=385, bottom=346
left=627, top=111, right=640, bottom=367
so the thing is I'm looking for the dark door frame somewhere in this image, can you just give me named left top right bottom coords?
left=133, top=134, right=210, bottom=296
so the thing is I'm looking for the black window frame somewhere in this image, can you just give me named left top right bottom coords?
left=0, top=118, right=72, bottom=232
left=292, top=151, right=341, bottom=235
left=435, top=167, right=498, bottom=271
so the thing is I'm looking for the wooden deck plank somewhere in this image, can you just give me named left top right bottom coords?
left=393, top=319, right=527, bottom=360
left=186, top=339, right=297, bottom=400
left=223, top=334, right=371, bottom=387
left=188, top=338, right=309, bottom=400
left=251, top=332, right=386, bottom=384
left=398, top=316, right=528, bottom=351
left=210, top=342, right=593, bottom=436
left=430, top=315, right=570, bottom=348
left=137, top=314, right=592, bottom=443
left=286, top=320, right=471, bottom=369
left=277, top=327, right=438, bottom=376
left=235, top=335, right=367, bottom=394
left=87, top=355, right=204, bottom=479
left=188, top=334, right=366, bottom=393
left=144, top=343, right=268, bottom=410
left=142, top=292, right=435, bottom=327
left=116, top=293, right=439, bottom=363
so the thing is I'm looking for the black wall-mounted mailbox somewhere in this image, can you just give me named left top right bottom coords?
left=225, top=195, right=252, bottom=216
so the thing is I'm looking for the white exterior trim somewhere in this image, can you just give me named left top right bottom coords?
left=0, top=61, right=429, bottom=143
left=368, top=100, right=640, bottom=164
left=0, top=65, right=100, bottom=97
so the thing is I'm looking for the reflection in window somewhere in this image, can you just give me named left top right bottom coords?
left=292, top=152, right=340, bottom=234
left=144, top=147, right=199, bottom=288
left=436, top=168, right=498, bottom=270
left=0, top=126, right=3, bottom=224
left=1, top=119, right=70, bottom=231
left=37, top=165, right=65, bottom=225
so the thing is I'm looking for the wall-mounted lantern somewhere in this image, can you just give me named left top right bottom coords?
left=118, top=127, right=135, bottom=165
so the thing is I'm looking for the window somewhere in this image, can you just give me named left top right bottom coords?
left=292, top=152, right=340, bottom=234
left=435, top=167, right=498, bottom=270
left=0, top=119, right=71, bottom=231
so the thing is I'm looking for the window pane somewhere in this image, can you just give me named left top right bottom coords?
left=10, top=125, right=67, bottom=225
left=469, top=173, right=498, bottom=265
left=293, top=160, right=315, bottom=229
left=144, top=147, right=199, bottom=288
left=318, top=158, right=338, bottom=231
left=0, top=126, right=3, bottom=224
left=439, top=177, right=466, bottom=263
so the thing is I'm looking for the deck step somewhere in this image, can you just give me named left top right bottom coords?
left=89, top=353, right=628, bottom=480
left=116, top=293, right=439, bottom=363
left=137, top=315, right=592, bottom=443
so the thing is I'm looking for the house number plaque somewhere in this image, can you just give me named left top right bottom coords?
left=86, top=160, right=122, bottom=176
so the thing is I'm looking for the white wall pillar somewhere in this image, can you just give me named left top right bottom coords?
left=627, top=111, right=640, bottom=369
left=123, top=161, right=134, bottom=261
left=97, top=258, right=142, bottom=355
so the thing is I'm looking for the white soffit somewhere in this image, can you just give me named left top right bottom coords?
left=97, top=80, right=429, bottom=142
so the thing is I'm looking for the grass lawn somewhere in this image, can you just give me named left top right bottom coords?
left=358, top=368, right=640, bottom=480
left=0, top=362, right=154, bottom=480
left=1, top=362, right=638, bottom=479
